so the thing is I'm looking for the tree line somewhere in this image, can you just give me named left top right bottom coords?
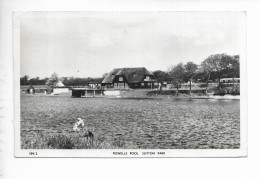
left=20, top=74, right=103, bottom=86
left=151, top=53, right=239, bottom=94
left=164, top=53, right=240, bottom=94
left=21, top=53, right=240, bottom=93
left=153, top=53, right=239, bottom=83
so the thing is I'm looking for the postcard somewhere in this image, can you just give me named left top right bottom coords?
left=13, top=11, right=247, bottom=157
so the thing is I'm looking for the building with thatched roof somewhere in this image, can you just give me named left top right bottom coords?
left=102, top=67, right=156, bottom=89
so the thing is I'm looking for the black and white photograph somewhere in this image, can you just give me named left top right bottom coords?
left=13, top=11, right=247, bottom=157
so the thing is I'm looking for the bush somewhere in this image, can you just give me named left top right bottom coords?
left=214, top=88, right=227, bottom=96
left=199, top=83, right=208, bottom=88
left=22, top=134, right=74, bottom=149
left=47, top=135, right=74, bottom=149
left=21, top=133, right=122, bottom=149
left=231, top=85, right=240, bottom=95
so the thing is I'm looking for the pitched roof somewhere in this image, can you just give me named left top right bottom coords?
left=102, top=68, right=122, bottom=84
left=55, top=81, right=65, bottom=87
left=102, top=67, right=153, bottom=84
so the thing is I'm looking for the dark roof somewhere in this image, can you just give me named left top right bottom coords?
left=102, top=67, right=153, bottom=84
left=102, top=68, right=122, bottom=84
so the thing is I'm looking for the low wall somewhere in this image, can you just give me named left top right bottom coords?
left=104, top=90, right=121, bottom=96
left=53, top=88, right=69, bottom=94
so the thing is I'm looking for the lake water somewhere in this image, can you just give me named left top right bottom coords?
left=21, top=95, right=240, bottom=149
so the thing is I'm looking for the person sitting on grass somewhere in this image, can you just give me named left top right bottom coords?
left=73, top=118, right=85, bottom=131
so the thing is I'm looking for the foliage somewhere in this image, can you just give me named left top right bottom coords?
left=21, top=75, right=103, bottom=87
left=184, top=62, right=198, bottom=81
left=29, top=77, right=48, bottom=85
left=45, top=73, right=60, bottom=88
left=46, top=134, right=75, bottom=149
left=200, top=54, right=240, bottom=82
left=20, top=75, right=48, bottom=85
left=168, top=63, right=185, bottom=89
left=152, top=70, right=172, bottom=82
left=62, top=77, right=103, bottom=86
left=184, top=62, right=198, bottom=94
left=21, top=133, right=127, bottom=149
left=231, top=86, right=240, bottom=95
left=20, top=75, right=30, bottom=85
left=20, top=53, right=240, bottom=89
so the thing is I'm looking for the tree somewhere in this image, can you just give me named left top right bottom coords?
left=20, top=75, right=29, bottom=85
left=152, top=70, right=172, bottom=82
left=201, top=54, right=239, bottom=90
left=45, top=73, right=60, bottom=88
left=228, top=55, right=240, bottom=90
left=168, top=63, right=185, bottom=95
left=29, top=77, right=40, bottom=85
left=184, top=62, right=198, bottom=95
left=199, top=63, right=211, bottom=95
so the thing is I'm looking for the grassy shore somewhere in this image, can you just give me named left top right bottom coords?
left=21, top=132, right=127, bottom=149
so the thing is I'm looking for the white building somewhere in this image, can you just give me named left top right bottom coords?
left=52, top=81, right=69, bottom=94
left=220, top=78, right=240, bottom=83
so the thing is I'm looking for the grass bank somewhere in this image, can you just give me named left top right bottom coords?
left=21, top=132, right=131, bottom=149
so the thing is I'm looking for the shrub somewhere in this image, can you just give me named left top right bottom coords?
left=231, top=86, right=240, bottom=95
left=21, top=133, right=121, bottom=149
left=47, top=135, right=75, bottom=149
left=199, top=83, right=208, bottom=88
left=214, top=88, right=227, bottom=96
left=22, top=134, right=75, bottom=149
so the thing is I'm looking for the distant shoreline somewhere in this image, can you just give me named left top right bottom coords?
left=20, top=85, right=240, bottom=100
left=21, top=92, right=240, bottom=100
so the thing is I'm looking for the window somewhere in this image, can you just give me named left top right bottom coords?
left=144, top=76, right=150, bottom=81
left=119, top=77, right=123, bottom=81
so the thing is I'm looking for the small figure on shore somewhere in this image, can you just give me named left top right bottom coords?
left=84, top=127, right=95, bottom=145
left=73, top=118, right=85, bottom=131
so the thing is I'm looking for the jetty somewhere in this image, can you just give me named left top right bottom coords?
left=71, top=88, right=105, bottom=97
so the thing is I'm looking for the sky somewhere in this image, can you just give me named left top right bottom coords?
left=20, top=12, right=246, bottom=78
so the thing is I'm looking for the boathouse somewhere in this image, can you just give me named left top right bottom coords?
left=52, top=81, right=69, bottom=94
left=71, top=88, right=105, bottom=97
left=101, top=67, right=156, bottom=89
